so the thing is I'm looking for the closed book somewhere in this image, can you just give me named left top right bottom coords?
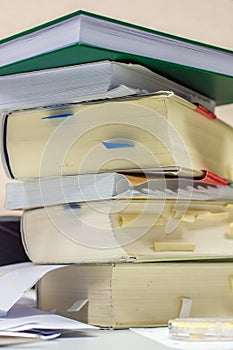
left=2, top=93, right=232, bottom=181
left=0, top=11, right=232, bottom=105
left=5, top=171, right=233, bottom=210
left=37, top=261, right=233, bottom=328
left=21, top=199, right=233, bottom=264
left=0, top=60, right=214, bottom=111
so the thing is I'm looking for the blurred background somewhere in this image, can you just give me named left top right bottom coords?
left=0, top=0, right=232, bottom=214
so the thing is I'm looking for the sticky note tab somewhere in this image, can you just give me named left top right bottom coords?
left=229, top=276, right=233, bottom=291
left=194, top=105, right=217, bottom=120
left=225, top=204, right=233, bottom=210
left=119, top=214, right=163, bottom=228
left=172, top=210, right=207, bottom=222
left=67, top=299, right=88, bottom=312
left=102, top=141, right=134, bottom=149
left=199, top=170, right=227, bottom=186
left=65, top=203, right=81, bottom=210
left=42, top=113, right=73, bottom=120
left=196, top=212, right=229, bottom=221
left=179, top=297, right=192, bottom=318
left=153, top=241, right=195, bottom=252
left=226, top=223, right=233, bottom=239
left=180, top=214, right=196, bottom=223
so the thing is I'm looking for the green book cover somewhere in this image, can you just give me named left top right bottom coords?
left=0, top=10, right=232, bottom=105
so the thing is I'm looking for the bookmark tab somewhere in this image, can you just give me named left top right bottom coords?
left=67, top=299, right=88, bottom=312
left=226, top=223, right=233, bottom=239
left=229, top=276, right=233, bottom=291
left=179, top=297, right=192, bottom=318
left=65, top=203, right=81, bottom=210
left=199, top=170, right=228, bottom=186
left=153, top=241, right=195, bottom=252
left=196, top=212, right=229, bottom=221
left=102, top=141, right=134, bottom=149
left=194, top=105, right=217, bottom=120
left=119, top=214, right=163, bottom=228
left=42, top=113, right=73, bottom=120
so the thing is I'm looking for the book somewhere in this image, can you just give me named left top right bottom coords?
left=0, top=11, right=232, bottom=105
left=5, top=171, right=233, bottom=210
left=2, top=93, right=232, bottom=181
left=37, top=261, right=233, bottom=328
left=21, top=199, right=233, bottom=264
left=0, top=60, right=214, bottom=111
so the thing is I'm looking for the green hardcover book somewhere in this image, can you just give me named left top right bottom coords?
left=0, top=10, right=232, bottom=105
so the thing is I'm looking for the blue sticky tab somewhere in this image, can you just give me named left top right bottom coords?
left=42, top=113, right=73, bottom=120
left=102, top=141, right=134, bottom=149
left=65, top=203, right=81, bottom=210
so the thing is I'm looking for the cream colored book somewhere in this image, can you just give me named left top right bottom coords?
left=37, top=261, right=233, bottom=329
left=21, top=199, right=233, bottom=264
left=2, top=93, right=232, bottom=181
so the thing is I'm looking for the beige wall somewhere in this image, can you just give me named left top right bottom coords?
left=0, top=0, right=232, bottom=214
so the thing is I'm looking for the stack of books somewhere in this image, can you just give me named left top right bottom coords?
left=1, top=10, right=233, bottom=329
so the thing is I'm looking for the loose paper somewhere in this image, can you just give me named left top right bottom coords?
left=0, top=262, right=65, bottom=316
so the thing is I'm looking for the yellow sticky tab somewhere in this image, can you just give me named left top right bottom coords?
left=197, top=212, right=229, bottom=221
left=180, top=215, right=196, bottom=223
left=229, top=276, right=233, bottom=291
left=153, top=241, right=195, bottom=252
left=173, top=210, right=210, bottom=222
left=225, top=203, right=233, bottom=211
left=119, top=214, right=163, bottom=228
left=226, top=223, right=233, bottom=239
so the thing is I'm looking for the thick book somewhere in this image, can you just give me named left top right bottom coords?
left=21, top=199, right=233, bottom=264
left=37, top=261, right=233, bottom=328
left=5, top=172, right=233, bottom=210
left=2, top=93, right=232, bottom=181
left=0, top=60, right=214, bottom=111
left=0, top=11, right=232, bottom=105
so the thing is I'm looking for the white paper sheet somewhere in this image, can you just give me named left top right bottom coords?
left=0, top=304, right=97, bottom=332
left=0, top=262, right=64, bottom=316
left=130, top=327, right=233, bottom=350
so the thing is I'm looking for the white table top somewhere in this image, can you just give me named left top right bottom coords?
left=2, top=329, right=172, bottom=350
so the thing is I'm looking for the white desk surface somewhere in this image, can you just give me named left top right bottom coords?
left=3, top=329, right=172, bottom=350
